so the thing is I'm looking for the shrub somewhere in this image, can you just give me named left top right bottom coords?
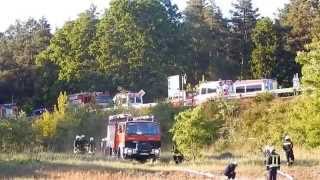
left=287, top=94, right=320, bottom=147
left=0, top=116, right=34, bottom=152
left=254, top=92, right=274, bottom=103
left=234, top=100, right=288, bottom=150
left=170, top=100, right=232, bottom=160
left=149, top=103, right=186, bottom=149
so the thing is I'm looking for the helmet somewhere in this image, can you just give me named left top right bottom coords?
left=285, top=135, right=290, bottom=140
left=264, top=145, right=270, bottom=153
left=76, top=135, right=80, bottom=140
left=81, top=135, right=85, bottom=138
left=231, top=161, right=237, bottom=165
left=90, top=137, right=94, bottom=141
left=269, top=146, right=275, bottom=153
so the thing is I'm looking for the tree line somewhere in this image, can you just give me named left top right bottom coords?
left=0, top=0, right=319, bottom=111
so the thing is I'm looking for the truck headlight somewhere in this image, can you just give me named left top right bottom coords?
left=154, top=149, right=160, bottom=155
left=127, top=149, right=133, bottom=155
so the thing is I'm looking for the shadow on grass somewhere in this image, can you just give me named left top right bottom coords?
left=0, top=158, right=160, bottom=178
left=208, top=152, right=243, bottom=160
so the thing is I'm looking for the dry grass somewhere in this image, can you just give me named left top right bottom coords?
left=0, top=148, right=319, bottom=179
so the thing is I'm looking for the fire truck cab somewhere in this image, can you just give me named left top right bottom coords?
left=106, top=114, right=161, bottom=161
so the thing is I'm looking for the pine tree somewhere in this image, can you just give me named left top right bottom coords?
left=183, top=0, right=230, bottom=83
left=0, top=18, right=52, bottom=107
left=251, top=18, right=277, bottom=78
left=230, top=0, right=259, bottom=79
left=279, top=0, right=320, bottom=52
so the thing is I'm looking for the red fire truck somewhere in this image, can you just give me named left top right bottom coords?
left=105, top=114, right=161, bottom=161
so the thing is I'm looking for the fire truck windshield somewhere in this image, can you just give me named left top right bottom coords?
left=126, top=122, right=160, bottom=135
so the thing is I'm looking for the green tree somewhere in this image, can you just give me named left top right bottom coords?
left=279, top=0, right=320, bottom=52
left=230, top=0, right=259, bottom=79
left=93, top=0, right=181, bottom=99
left=292, top=33, right=320, bottom=147
left=170, top=101, right=226, bottom=159
left=33, top=92, right=68, bottom=148
left=37, top=6, right=115, bottom=98
left=271, top=20, right=299, bottom=86
left=183, top=0, right=231, bottom=83
left=251, top=18, right=277, bottom=78
left=37, top=6, right=99, bottom=82
left=296, top=39, right=320, bottom=91
left=0, top=18, right=52, bottom=108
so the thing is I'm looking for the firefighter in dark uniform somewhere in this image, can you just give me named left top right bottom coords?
left=73, top=135, right=81, bottom=153
left=172, top=143, right=184, bottom=164
left=283, top=135, right=294, bottom=165
left=79, top=135, right=88, bottom=153
left=89, top=137, right=96, bottom=154
left=265, top=146, right=280, bottom=180
left=224, top=161, right=237, bottom=180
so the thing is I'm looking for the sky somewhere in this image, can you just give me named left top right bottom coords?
left=0, top=0, right=289, bottom=32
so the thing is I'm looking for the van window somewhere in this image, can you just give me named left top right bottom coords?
left=207, top=88, right=216, bottom=94
left=246, top=85, right=262, bottom=92
left=136, top=97, right=142, bottom=103
left=129, top=97, right=135, bottom=104
left=236, top=86, right=245, bottom=93
left=201, top=88, right=207, bottom=95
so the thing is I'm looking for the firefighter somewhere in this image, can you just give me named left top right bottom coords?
left=88, top=137, right=96, bottom=155
left=73, top=135, right=81, bottom=154
left=172, top=143, right=184, bottom=164
left=224, top=161, right=237, bottom=180
left=100, top=138, right=106, bottom=155
left=283, top=135, right=294, bottom=165
left=265, top=146, right=280, bottom=180
left=79, top=135, right=88, bottom=153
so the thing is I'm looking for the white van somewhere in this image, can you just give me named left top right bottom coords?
left=194, top=81, right=222, bottom=105
left=233, top=79, right=277, bottom=98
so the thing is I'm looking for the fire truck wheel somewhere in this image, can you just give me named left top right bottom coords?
left=108, top=147, right=112, bottom=156
left=151, top=157, right=157, bottom=163
left=117, top=148, right=120, bottom=159
left=106, top=147, right=110, bottom=156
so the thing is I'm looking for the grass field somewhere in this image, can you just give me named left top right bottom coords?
left=0, top=148, right=319, bottom=180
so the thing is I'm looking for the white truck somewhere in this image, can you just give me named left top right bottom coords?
left=193, top=79, right=278, bottom=104
left=113, top=90, right=157, bottom=109
left=194, top=80, right=233, bottom=105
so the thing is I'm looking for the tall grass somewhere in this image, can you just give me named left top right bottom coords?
left=0, top=147, right=319, bottom=179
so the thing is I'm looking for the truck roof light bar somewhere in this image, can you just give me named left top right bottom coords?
left=109, top=114, right=132, bottom=121
left=132, top=115, right=154, bottom=122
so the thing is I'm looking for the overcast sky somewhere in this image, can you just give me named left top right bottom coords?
left=0, top=0, right=289, bottom=32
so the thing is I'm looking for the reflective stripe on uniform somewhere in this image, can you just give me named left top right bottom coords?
left=283, top=142, right=292, bottom=146
left=268, top=155, right=280, bottom=168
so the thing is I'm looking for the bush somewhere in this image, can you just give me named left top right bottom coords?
left=233, top=99, right=288, bottom=151
left=0, top=116, right=35, bottom=152
left=170, top=100, right=233, bottom=160
left=33, top=92, right=110, bottom=151
left=287, top=94, right=320, bottom=147
left=254, top=92, right=274, bottom=103
left=231, top=95, right=320, bottom=150
left=149, top=103, right=186, bottom=149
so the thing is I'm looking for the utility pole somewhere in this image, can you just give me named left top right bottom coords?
left=181, top=74, right=187, bottom=90
left=240, top=55, right=244, bottom=81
